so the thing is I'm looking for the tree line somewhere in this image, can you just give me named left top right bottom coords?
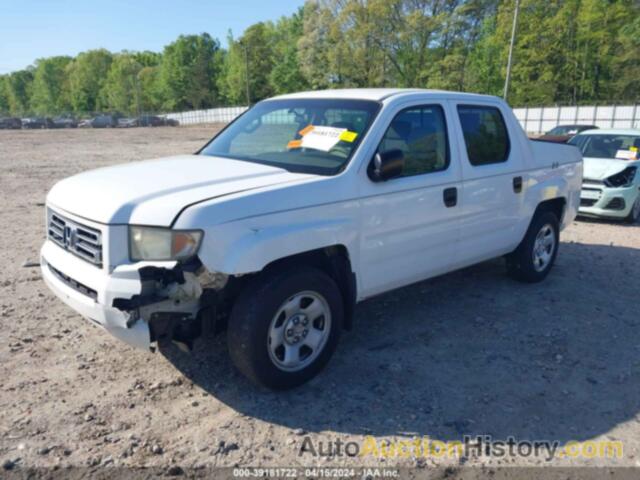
left=1, top=0, right=638, bottom=117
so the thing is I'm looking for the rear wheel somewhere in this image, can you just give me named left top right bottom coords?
left=507, top=211, right=560, bottom=283
left=227, top=266, right=343, bottom=390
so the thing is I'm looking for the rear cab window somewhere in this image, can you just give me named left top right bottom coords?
left=457, top=105, right=510, bottom=166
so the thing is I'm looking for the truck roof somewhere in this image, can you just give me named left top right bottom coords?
left=270, top=88, right=498, bottom=103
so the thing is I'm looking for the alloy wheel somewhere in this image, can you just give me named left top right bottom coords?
left=267, top=291, right=332, bottom=372
left=532, top=223, right=556, bottom=272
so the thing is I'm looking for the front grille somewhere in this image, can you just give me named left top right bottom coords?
left=580, top=198, right=597, bottom=207
left=583, top=178, right=605, bottom=186
left=47, top=209, right=103, bottom=267
left=48, top=263, right=98, bottom=300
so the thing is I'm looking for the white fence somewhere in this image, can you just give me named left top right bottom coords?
left=166, top=106, right=248, bottom=125
left=164, top=103, right=640, bottom=135
left=513, top=104, right=640, bottom=134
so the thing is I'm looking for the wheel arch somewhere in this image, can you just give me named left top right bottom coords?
left=535, top=197, right=567, bottom=224
left=260, top=245, right=357, bottom=331
left=512, top=196, right=566, bottom=255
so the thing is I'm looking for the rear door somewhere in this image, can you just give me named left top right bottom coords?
left=357, top=101, right=464, bottom=298
left=450, top=102, right=526, bottom=266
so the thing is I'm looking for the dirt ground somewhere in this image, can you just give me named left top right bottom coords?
left=1, top=127, right=639, bottom=476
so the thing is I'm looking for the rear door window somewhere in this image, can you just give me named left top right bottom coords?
left=457, top=106, right=510, bottom=166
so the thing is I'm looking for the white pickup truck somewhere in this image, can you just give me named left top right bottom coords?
left=41, top=89, right=582, bottom=389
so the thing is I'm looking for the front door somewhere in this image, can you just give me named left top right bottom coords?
left=358, top=101, right=463, bottom=298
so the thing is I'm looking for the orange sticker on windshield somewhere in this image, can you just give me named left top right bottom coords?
left=299, top=125, right=314, bottom=136
left=287, top=139, right=302, bottom=149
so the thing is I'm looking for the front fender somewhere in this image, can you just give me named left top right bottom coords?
left=197, top=217, right=359, bottom=275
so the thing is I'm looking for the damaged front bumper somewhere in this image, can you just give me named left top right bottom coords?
left=578, top=184, right=639, bottom=219
left=40, top=239, right=216, bottom=351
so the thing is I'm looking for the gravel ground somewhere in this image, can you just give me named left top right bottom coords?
left=0, top=127, right=639, bottom=476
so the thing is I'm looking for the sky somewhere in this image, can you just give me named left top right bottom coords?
left=0, top=0, right=305, bottom=74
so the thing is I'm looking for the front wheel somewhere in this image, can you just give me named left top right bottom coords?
left=625, top=195, right=640, bottom=224
left=227, top=267, right=343, bottom=390
left=507, top=211, right=559, bottom=283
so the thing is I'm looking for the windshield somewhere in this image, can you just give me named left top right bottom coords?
left=200, top=99, right=380, bottom=175
left=569, top=134, right=640, bottom=160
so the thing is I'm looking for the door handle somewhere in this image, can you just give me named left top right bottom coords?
left=443, top=187, right=457, bottom=207
left=513, top=176, right=523, bottom=193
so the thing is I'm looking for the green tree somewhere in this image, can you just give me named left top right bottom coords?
left=268, top=10, right=309, bottom=94
left=30, top=56, right=72, bottom=115
left=465, top=13, right=504, bottom=96
left=298, top=1, right=335, bottom=88
left=137, top=66, right=163, bottom=112
left=102, top=53, right=143, bottom=114
left=500, top=0, right=563, bottom=104
left=328, top=0, right=386, bottom=87
left=361, top=0, right=458, bottom=87
left=220, top=23, right=276, bottom=104
left=3, top=0, right=640, bottom=114
left=464, top=0, right=640, bottom=105
left=5, top=69, right=34, bottom=116
left=133, top=50, right=161, bottom=68
left=299, top=0, right=387, bottom=88
left=427, top=0, right=499, bottom=91
left=298, top=0, right=495, bottom=90
left=570, top=0, right=633, bottom=103
left=0, top=76, right=10, bottom=114
left=612, top=15, right=640, bottom=101
left=159, top=33, right=221, bottom=110
left=67, top=49, right=113, bottom=113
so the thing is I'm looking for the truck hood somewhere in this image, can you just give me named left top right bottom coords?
left=47, top=155, right=314, bottom=226
left=583, top=157, right=639, bottom=181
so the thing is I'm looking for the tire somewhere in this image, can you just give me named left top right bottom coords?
left=624, top=195, right=640, bottom=224
left=507, top=211, right=560, bottom=283
left=227, top=266, right=343, bottom=390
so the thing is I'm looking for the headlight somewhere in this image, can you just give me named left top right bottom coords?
left=604, top=167, right=637, bottom=188
left=129, top=226, right=203, bottom=261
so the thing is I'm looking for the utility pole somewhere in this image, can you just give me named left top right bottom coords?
left=503, top=0, right=520, bottom=101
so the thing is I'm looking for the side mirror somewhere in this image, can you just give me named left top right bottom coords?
left=368, top=149, right=404, bottom=182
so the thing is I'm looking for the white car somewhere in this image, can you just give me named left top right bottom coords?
left=569, top=128, right=640, bottom=223
left=41, top=89, right=582, bottom=389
